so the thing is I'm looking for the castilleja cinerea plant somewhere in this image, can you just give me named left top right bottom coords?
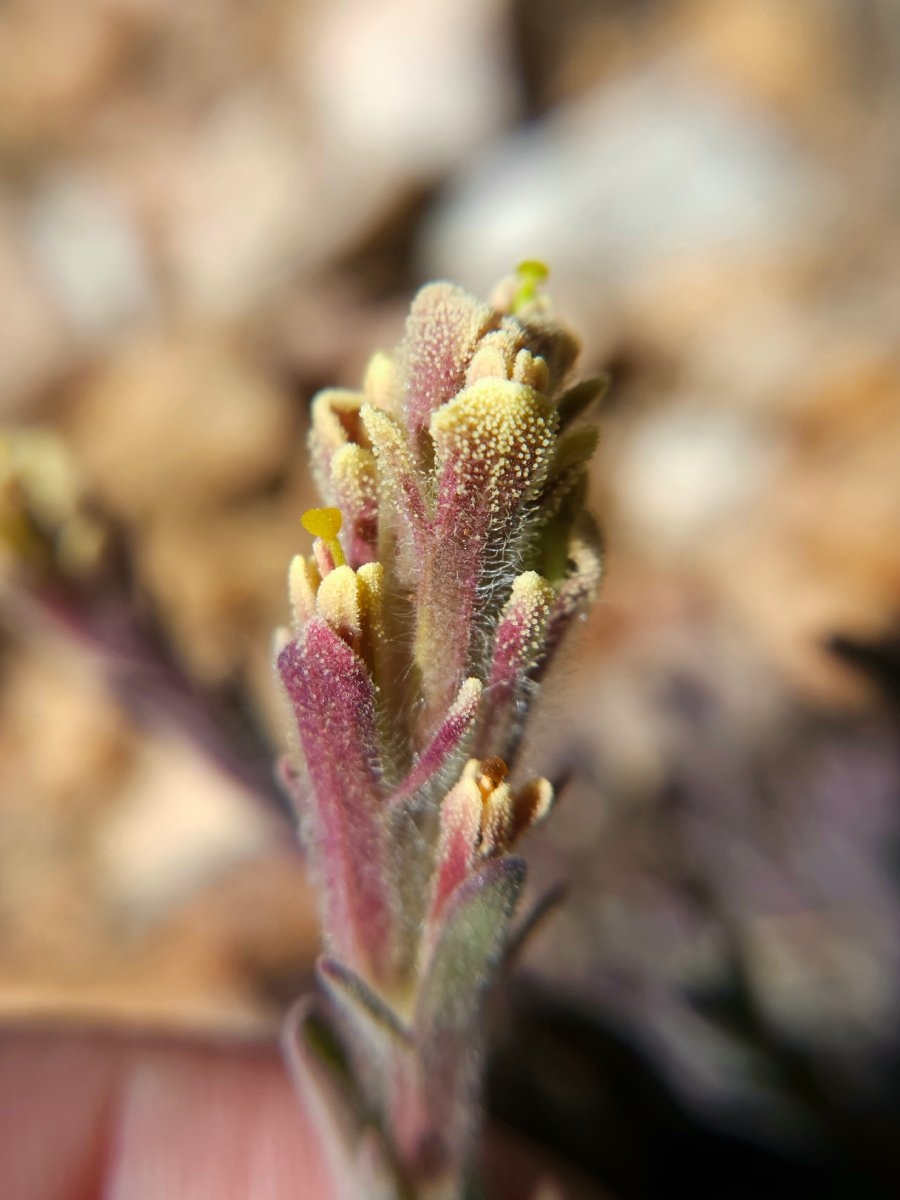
left=276, top=264, right=604, bottom=1199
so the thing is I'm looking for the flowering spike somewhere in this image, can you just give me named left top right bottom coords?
left=276, top=271, right=604, bottom=1197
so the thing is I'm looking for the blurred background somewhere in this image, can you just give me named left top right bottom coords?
left=1, top=0, right=899, bottom=1196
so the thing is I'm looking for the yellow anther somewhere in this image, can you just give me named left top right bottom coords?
left=511, top=259, right=549, bottom=313
left=302, top=505, right=342, bottom=540
left=301, top=506, right=345, bottom=568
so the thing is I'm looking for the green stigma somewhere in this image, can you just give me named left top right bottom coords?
left=511, top=259, right=549, bottom=313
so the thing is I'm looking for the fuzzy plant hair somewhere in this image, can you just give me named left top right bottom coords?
left=276, top=263, right=604, bottom=1200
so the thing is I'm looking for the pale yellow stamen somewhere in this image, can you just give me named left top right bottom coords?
left=316, top=564, right=361, bottom=640
left=363, top=351, right=398, bottom=413
left=288, top=554, right=320, bottom=627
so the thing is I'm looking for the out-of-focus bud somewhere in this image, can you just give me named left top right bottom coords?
left=0, top=427, right=107, bottom=581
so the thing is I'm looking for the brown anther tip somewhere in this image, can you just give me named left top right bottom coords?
left=477, top=757, right=509, bottom=797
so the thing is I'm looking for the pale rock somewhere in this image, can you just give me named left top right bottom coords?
left=95, top=734, right=274, bottom=921
left=423, top=66, right=831, bottom=306
left=26, top=172, right=155, bottom=342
